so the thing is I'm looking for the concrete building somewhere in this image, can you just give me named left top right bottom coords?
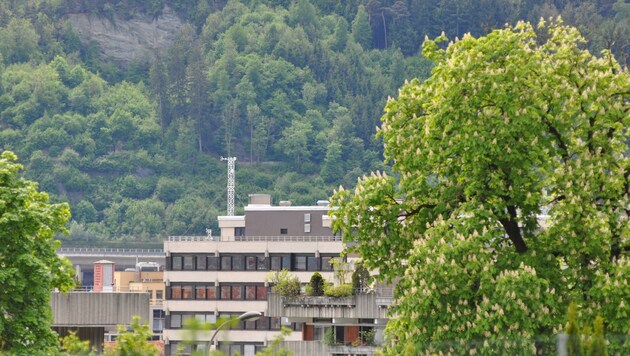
left=113, top=262, right=166, bottom=340
left=163, top=194, right=343, bottom=355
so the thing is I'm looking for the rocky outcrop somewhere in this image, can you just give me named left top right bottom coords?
left=66, top=6, right=184, bottom=64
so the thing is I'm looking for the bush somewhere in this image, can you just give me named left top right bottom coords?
left=308, top=272, right=325, bottom=296
left=324, top=283, right=353, bottom=298
left=268, top=269, right=301, bottom=297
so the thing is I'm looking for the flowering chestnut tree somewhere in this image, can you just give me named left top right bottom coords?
left=330, top=20, right=629, bottom=354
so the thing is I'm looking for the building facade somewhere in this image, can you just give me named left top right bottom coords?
left=162, top=194, right=343, bottom=355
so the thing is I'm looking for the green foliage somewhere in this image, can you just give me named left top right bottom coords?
left=104, top=316, right=159, bottom=356
left=59, top=331, right=94, bottom=355
left=331, top=20, right=630, bottom=355
left=322, top=327, right=336, bottom=346
left=0, top=151, right=75, bottom=354
left=324, top=283, right=353, bottom=298
left=566, top=303, right=607, bottom=356
left=352, top=261, right=370, bottom=293
left=307, top=272, right=325, bottom=296
left=267, top=269, right=301, bottom=297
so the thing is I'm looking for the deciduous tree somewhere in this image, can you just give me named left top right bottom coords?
left=331, top=20, right=629, bottom=354
left=0, top=151, right=75, bottom=353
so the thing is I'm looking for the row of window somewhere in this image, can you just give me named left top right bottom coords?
left=167, top=313, right=303, bottom=332
left=168, top=284, right=268, bottom=301
left=169, top=254, right=338, bottom=272
left=167, top=342, right=263, bottom=356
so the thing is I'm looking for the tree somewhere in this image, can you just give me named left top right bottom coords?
left=330, top=20, right=629, bottom=354
left=0, top=151, right=75, bottom=353
left=351, top=5, right=372, bottom=49
left=103, top=316, right=159, bottom=356
left=274, top=119, right=312, bottom=170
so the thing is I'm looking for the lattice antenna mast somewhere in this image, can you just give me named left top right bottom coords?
left=221, top=157, right=236, bottom=216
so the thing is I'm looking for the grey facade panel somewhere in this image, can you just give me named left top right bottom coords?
left=51, top=292, right=150, bottom=326
left=245, top=210, right=330, bottom=237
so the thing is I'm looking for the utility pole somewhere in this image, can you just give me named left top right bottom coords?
left=221, top=157, right=236, bottom=216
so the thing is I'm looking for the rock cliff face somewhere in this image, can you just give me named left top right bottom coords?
left=67, top=6, right=184, bottom=64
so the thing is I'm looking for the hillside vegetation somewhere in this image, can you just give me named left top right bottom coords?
left=0, top=0, right=627, bottom=245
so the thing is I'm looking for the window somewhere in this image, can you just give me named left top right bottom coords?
left=196, top=256, right=206, bottom=270
left=182, top=286, right=193, bottom=300
left=270, top=317, right=281, bottom=330
left=257, top=256, right=267, bottom=270
left=221, top=286, right=231, bottom=299
left=304, top=213, right=311, bottom=222
left=235, top=227, right=246, bottom=236
left=321, top=256, right=334, bottom=271
left=156, top=290, right=163, bottom=300
left=221, top=256, right=232, bottom=270
left=207, top=286, right=217, bottom=300
left=196, top=286, right=206, bottom=300
left=246, top=286, right=256, bottom=300
left=280, top=228, right=288, bottom=235
left=170, top=314, right=182, bottom=328
left=232, top=255, right=244, bottom=270
left=208, top=256, right=219, bottom=270
left=257, top=316, right=269, bottom=330
left=170, top=286, right=182, bottom=299
left=172, top=256, right=183, bottom=270
left=246, top=256, right=257, bottom=270
left=257, top=286, right=268, bottom=300
left=232, top=285, right=243, bottom=300
left=307, top=256, right=319, bottom=271
left=270, top=256, right=282, bottom=270
left=304, top=223, right=311, bottom=233
left=295, top=256, right=307, bottom=271
left=184, top=256, right=194, bottom=270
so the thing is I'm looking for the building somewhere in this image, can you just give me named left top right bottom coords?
left=113, top=262, right=166, bottom=340
left=162, top=194, right=343, bottom=355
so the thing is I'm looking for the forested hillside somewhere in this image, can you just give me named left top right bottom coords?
left=0, top=0, right=627, bottom=245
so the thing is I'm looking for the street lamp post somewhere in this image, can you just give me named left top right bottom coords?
left=207, top=311, right=262, bottom=354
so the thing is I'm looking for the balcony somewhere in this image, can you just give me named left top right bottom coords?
left=267, top=291, right=392, bottom=319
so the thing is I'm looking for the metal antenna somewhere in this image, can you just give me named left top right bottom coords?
left=221, top=157, right=236, bottom=216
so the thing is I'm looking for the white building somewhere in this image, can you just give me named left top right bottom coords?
left=163, top=194, right=342, bottom=355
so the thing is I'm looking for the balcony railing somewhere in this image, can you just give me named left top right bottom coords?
left=57, top=247, right=164, bottom=255
left=167, top=235, right=342, bottom=242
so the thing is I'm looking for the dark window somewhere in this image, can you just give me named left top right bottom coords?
left=246, top=256, right=257, bottom=270
left=172, top=256, right=183, bottom=270
left=208, top=256, right=219, bottom=270
left=257, top=286, right=268, bottom=300
left=221, top=256, right=232, bottom=270
left=232, top=255, right=244, bottom=270
left=156, top=290, right=163, bottom=300
left=232, top=285, right=243, bottom=300
left=270, top=256, right=282, bottom=270
left=282, top=256, right=291, bottom=269
left=221, top=286, right=231, bottom=299
left=184, top=256, right=194, bottom=270
left=257, top=256, right=267, bottom=270
left=280, top=228, right=288, bottom=235
left=182, top=286, right=193, bottom=300
left=245, top=319, right=257, bottom=330
left=270, top=317, right=281, bottom=330
left=321, top=257, right=334, bottom=271
left=295, top=256, right=307, bottom=271
left=207, top=286, right=217, bottom=300
left=235, top=227, right=245, bottom=236
left=196, top=286, right=206, bottom=300
left=307, top=256, right=319, bottom=271
left=196, top=256, right=206, bottom=270
left=257, top=316, right=269, bottom=330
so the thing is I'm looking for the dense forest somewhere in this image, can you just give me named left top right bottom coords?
left=0, top=0, right=627, bottom=245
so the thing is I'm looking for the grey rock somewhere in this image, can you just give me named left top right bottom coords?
left=66, top=6, right=184, bottom=64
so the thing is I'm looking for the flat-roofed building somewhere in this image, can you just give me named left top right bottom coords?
left=163, top=195, right=342, bottom=355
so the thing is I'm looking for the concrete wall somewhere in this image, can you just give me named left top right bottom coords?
left=51, top=292, right=150, bottom=327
